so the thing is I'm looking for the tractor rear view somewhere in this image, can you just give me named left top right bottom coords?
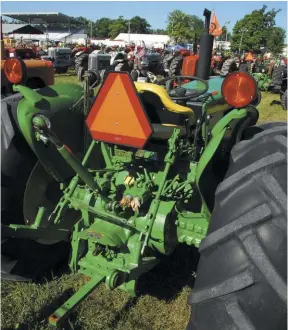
left=1, top=9, right=286, bottom=330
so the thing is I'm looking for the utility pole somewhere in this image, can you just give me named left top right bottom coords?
left=90, top=21, right=93, bottom=41
left=239, top=29, right=246, bottom=54
left=128, top=20, right=131, bottom=45
left=224, top=21, right=230, bottom=42
left=1, top=16, right=4, bottom=60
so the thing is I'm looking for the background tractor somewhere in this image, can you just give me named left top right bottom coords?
left=280, top=68, right=287, bottom=110
left=1, top=33, right=55, bottom=97
left=41, top=47, right=72, bottom=74
left=1, top=8, right=286, bottom=330
left=252, top=72, right=272, bottom=91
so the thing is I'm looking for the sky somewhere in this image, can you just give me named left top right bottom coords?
left=1, top=1, right=287, bottom=32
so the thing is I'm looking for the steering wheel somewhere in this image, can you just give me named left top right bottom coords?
left=159, top=76, right=209, bottom=101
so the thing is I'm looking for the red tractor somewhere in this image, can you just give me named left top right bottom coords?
left=5, top=46, right=37, bottom=60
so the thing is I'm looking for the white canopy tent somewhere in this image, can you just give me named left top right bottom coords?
left=115, top=33, right=170, bottom=48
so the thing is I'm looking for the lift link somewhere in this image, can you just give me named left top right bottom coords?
left=141, top=128, right=180, bottom=255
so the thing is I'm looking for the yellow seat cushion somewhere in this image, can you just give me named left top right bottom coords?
left=135, top=82, right=194, bottom=116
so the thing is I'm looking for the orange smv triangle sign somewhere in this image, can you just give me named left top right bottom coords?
left=86, top=72, right=153, bottom=149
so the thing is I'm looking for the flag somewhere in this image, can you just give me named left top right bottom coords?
left=209, top=12, right=223, bottom=37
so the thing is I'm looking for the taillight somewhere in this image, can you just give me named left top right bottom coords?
left=45, top=61, right=53, bottom=67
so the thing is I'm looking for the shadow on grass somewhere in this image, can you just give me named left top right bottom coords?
left=137, top=244, right=200, bottom=301
left=1, top=238, right=70, bottom=284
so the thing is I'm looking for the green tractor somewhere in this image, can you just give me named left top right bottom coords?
left=252, top=72, right=272, bottom=91
left=2, top=9, right=286, bottom=330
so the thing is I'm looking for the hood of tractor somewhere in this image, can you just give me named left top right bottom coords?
left=183, top=76, right=225, bottom=104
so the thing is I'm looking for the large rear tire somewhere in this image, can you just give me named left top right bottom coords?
left=1, top=94, right=37, bottom=225
left=1, top=95, right=69, bottom=281
left=187, top=124, right=287, bottom=330
left=74, top=53, right=89, bottom=74
left=281, top=89, right=287, bottom=110
left=168, top=55, right=183, bottom=76
left=271, top=65, right=287, bottom=93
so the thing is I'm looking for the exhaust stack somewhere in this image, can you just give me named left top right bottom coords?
left=1, top=16, right=5, bottom=60
left=196, top=9, right=214, bottom=80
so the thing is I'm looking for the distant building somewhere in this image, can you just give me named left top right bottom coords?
left=4, top=25, right=87, bottom=44
left=214, top=41, right=231, bottom=51
left=282, top=44, right=288, bottom=57
left=115, top=33, right=170, bottom=47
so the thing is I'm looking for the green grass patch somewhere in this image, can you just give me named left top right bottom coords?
left=54, top=70, right=80, bottom=86
left=257, top=91, right=287, bottom=123
left=1, top=75, right=286, bottom=330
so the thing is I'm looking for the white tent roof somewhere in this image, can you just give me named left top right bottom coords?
left=115, top=33, right=170, bottom=44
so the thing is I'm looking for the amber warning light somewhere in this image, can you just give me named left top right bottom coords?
left=86, top=72, right=153, bottom=149
left=221, top=71, right=257, bottom=109
left=3, top=57, right=27, bottom=84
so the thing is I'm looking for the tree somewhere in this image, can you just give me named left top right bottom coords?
left=70, top=16, right=90, bottom=34
left=267, top=27, right=286, bottom=55
left=108, top=16, right=127, bottom=39
left=166, top=10, right=204, bottom=43
left=94, top=18, right=112, bottom=38
left=129, top=16, right=151, bottom=34
left=230, top=5, right=283, bottom=52
left=152, top=28, right=168, bottom=35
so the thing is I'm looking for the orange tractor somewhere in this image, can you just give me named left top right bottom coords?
left=1, top=27, right=54, bottom=96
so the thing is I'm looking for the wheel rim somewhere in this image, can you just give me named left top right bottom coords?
left=23, top=161, right=62, bottom=226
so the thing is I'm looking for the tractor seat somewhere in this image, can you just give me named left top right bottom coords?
left=135, top=82, right=194, bottom=114
left=135, top=82, right=195, bottom=131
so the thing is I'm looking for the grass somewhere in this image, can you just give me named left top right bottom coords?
left=54, top=68, right=80, bottom=85
left=1, top=73, right=287, bottom=330
left=256, top=91, right=287, bottom=123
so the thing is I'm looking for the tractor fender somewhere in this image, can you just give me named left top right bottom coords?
left=196, top=106, right=259, bottom=213
left=13, top=84, right=87, bottom=182
left=75, top=50, right=85, bottom=57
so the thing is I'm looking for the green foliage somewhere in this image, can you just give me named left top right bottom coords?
left=267, top=27, right=286, bottom=55
left=73, top=16, right=90, bottom=32
left=108, top=16, right=127, bottom=39
left=151, top=29, right=168, bottom=35
left=76, top=15, right=153, bottom=39
left=94, top=17, right=112, bottom=38
left=230, top=5, right=284, bottom=52
left=130, top=16, right=151, bottom=34
left=167, top=10, right=204, bottom=43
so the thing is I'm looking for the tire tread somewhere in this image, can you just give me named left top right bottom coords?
left=187, top=124, right=287, bottom=330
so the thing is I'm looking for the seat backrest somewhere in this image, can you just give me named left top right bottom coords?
left=139, top=91, right=187, bottom=126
